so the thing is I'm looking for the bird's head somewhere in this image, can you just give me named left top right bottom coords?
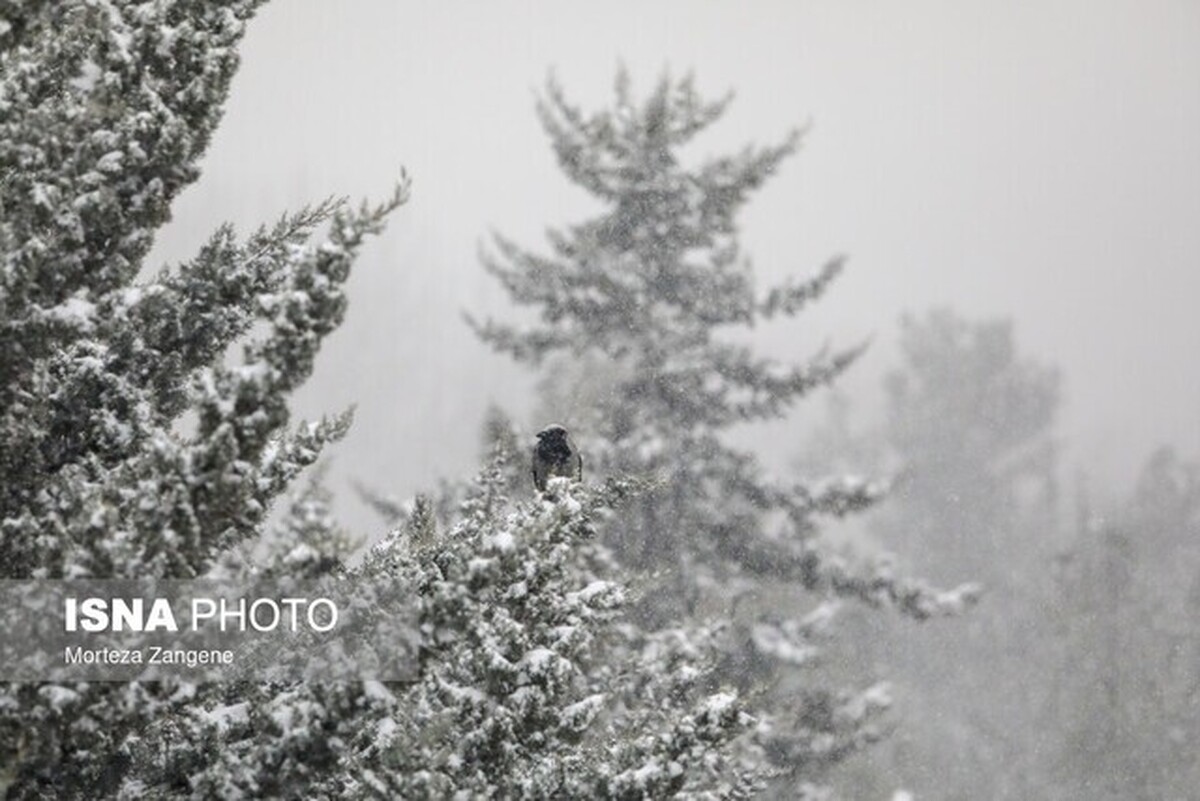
left=536, top=424, right=569, bottom=444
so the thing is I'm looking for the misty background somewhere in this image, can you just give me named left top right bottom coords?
left=147, top=0, right=1199, bottom=539
left=135, top=2, right=1199, bottom=797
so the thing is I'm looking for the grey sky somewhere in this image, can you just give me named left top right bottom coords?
left=150, top=0, right=1200, bottom=532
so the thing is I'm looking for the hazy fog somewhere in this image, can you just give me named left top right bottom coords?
left=148, top=0, right=1200, bottom=535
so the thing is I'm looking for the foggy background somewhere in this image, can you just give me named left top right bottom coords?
left=147, top=0, right=1200, bottom=538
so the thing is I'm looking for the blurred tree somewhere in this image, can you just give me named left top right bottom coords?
left=471, top=71, right=977, bottom=793
left=882, top=309, right=1060, bottom=583
left=800, top=310, right=1062, bottom=800
left=1045, top=448, right=1200, bottom=800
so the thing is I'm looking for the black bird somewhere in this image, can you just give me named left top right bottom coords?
left=531, top=424, right=583, bottom=492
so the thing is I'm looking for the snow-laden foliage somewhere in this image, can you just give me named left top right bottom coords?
left=0, top=6, right=772, bottom=796
left=0, top=0, right=407, bottom=581
left=107, top=447, right=763, bottom=799
left=0, top=2, right=406, bottom=795
left=345, top=447, right=763, bottom=799
left=471, top=70, right=979, bottom=789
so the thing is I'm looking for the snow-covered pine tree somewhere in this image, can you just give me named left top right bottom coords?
left=470, top=70, right=979, bottom=788
left=111, top=442, right=765, bottom=798
left=0, top=0, right=408, bottom=581
left=345, top=444, right=766, bottom=799
left=0, top=2, right=405, bottom=795
left=471, top=70, right=974, bottom=621
left=1, top=7, right=773, bottom=797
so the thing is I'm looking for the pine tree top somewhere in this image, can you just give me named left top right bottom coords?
left=470, top=71, right=856, bottom=439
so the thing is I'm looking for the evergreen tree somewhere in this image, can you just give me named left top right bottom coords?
left=0, top=0, right=408, bottom=581
left=471, top=71, right=977, bottom=791
left=472, top=71, right=971, bottom=620
left=115, top=446, right=762, bottom=798
left=0, top=7, right=769, bottom=796
left=805, top=310, right=1061, bottom=801
left=882, top=310, right=1060, bottom=583
left=0, top=2, right=409, bottom=794
left=1046, top=449, right=1200, bottom=800
left=356, top=447, right=764, bottom=799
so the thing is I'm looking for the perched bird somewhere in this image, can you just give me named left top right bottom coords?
left=531, top=424, right=583, bottom=492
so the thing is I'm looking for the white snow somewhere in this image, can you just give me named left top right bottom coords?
left=700, top=691, right=737, bottom=718
left=571, top=580, right=616, bottom=604
left=489, top=529, right=515, bottom=551
left=96, top=150, right=125, bottom=173
left=44, top=295, right=97, bottom=328
left=37, top=685, right=80, bottom=710
left=283, top=542, right=320, bottom=566
left=362, top=680, right=395, bottom=704
left=751, top=622, right=817, bottom=666
left=199, top=701, right=249, bottom=733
